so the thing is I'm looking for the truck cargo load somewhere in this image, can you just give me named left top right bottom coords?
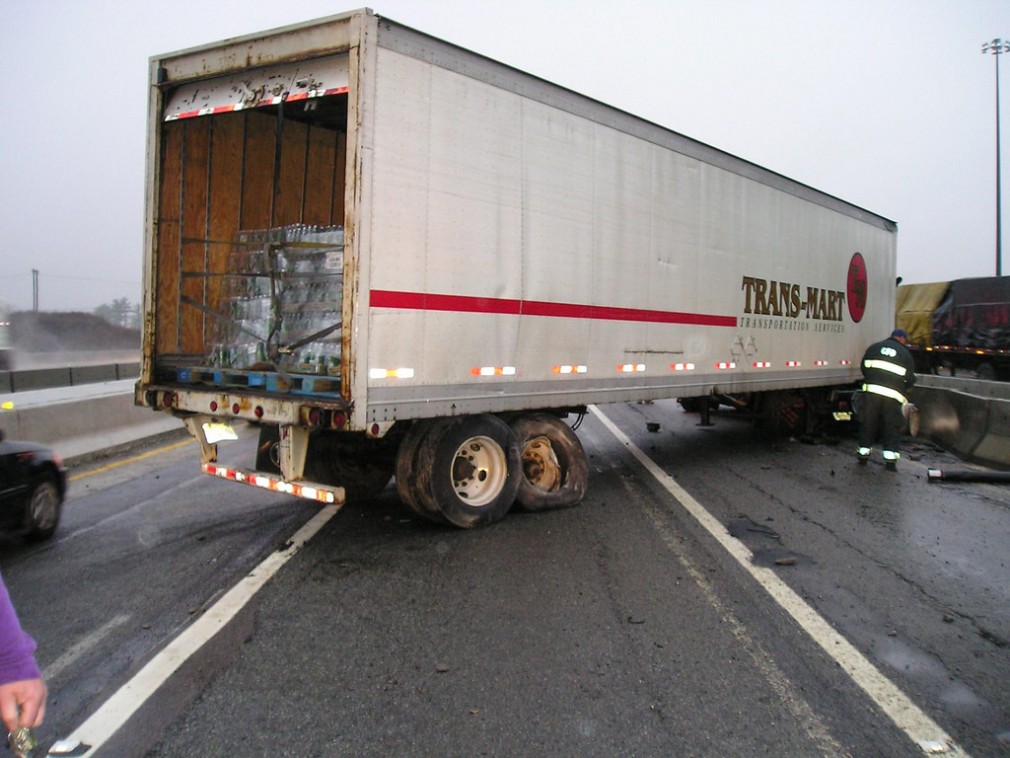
left=894, top=281, right=949, bottom=348
left=138, top=8, right=897, bottom=526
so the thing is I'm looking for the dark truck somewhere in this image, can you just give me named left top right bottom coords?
left=895, top=276, right=1010, bottom=380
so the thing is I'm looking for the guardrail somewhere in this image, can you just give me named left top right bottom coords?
left=0, top=362, right=141, bottom=394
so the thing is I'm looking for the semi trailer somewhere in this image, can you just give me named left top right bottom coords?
left=895, top=277, right=1010, bottom=381
left=137, top=8, right=897, bottom=526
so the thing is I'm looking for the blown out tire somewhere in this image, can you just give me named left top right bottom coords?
left=510, top=413, right=588, bottom=511
left=415, top=414, right=521, bottom=528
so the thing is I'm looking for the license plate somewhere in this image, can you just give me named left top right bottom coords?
left=203, top=421, right=238, bottom=443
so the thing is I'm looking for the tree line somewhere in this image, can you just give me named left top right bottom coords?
left=93, top=298, right=140, bottom=329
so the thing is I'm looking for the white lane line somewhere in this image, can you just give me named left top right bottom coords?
left=43, top=614, right=132, bottom=682
left=62, top=503, right=340, bottom=755
left=589, top=405, right=966, bottom=757
left=634, top=494, right=847, bottom=755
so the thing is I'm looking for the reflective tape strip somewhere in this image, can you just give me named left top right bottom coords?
left=862, top=383, right=907, bottom=404
left=864, top=359, right=907, bottom=377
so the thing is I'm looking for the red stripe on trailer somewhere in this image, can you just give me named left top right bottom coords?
left=370, top=289, right=737, bottom=328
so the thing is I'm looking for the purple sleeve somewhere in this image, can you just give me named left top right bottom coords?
left=0, top=574, right=42, bottom=685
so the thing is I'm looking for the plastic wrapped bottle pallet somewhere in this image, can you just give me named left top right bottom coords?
left=209, top=224, right=343, bottom=377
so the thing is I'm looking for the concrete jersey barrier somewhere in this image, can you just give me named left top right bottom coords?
left=0, top=362, right=141, bottom=394
left=910, top=375, right=1010, bottom=469
left=0, top=380, right=181, bottom=461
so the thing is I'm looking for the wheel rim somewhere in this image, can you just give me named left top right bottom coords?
left=520, top=436, right=561, bottom=492
left=509, top=413, right=588, bottom=512
left=29, top=483, right=58, bottom=531
left=450, top=435, right=508, bottom=507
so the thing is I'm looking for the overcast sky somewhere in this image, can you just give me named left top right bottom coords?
left=0, top=0, right=1007, bottom=313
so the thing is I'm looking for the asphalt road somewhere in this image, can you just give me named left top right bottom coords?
left=2, top=401, right=1008, bottom=757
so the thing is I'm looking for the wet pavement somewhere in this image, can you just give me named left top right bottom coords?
left=4, top=402, right=1009, bottom=756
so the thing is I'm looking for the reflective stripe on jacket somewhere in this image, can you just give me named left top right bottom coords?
left=862, top=382, right=907, bottom=404
left=860, top=336, right=916, bottom=404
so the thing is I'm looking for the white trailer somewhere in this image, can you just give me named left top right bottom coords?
left=138, top=8, right=897, bottom=526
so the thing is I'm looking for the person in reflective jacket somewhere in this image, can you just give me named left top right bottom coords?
left=857, top=328, right=917, bottom=470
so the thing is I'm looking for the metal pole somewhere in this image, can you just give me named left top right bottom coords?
left=997, top=44, right=1003, bottom=277
left=983, top=39, right=1009, bottom=276
left=32, top=269, right=38, bottom=312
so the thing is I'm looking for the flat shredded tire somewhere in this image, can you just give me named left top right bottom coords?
left=510, top=413, right=588, bottom=512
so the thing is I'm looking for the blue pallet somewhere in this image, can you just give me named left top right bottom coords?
left=172, top=366, right=341, bottom=398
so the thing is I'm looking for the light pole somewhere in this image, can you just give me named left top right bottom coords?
left=982, top=38, right=1009, bottom=277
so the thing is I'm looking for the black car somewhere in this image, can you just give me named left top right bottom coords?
left=0, top=429, right=67, bottom=540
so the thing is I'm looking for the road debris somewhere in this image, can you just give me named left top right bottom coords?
left=928, top=468, right=1010, bottom=483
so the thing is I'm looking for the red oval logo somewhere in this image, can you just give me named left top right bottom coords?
left=847, top=252, right=867, bottom=323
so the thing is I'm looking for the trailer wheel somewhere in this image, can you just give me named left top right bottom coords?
left=975, top=362, right=997, bottom=381
left=255, top=425, right=281, bottom=474
left=415, top=415, right=521, bottom=528
left=754, top=390, right=806, bottom=436
left=510, top=413, right=588, bottom=511
left=308, top=433, right=395, bottom=503
left=395, top=420, right=451, bottom=524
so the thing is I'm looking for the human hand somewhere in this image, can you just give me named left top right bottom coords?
left=0, top=677, right=47, bottom=733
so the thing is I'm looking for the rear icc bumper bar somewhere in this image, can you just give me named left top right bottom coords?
left=202, top=462, right=346, bottom=505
